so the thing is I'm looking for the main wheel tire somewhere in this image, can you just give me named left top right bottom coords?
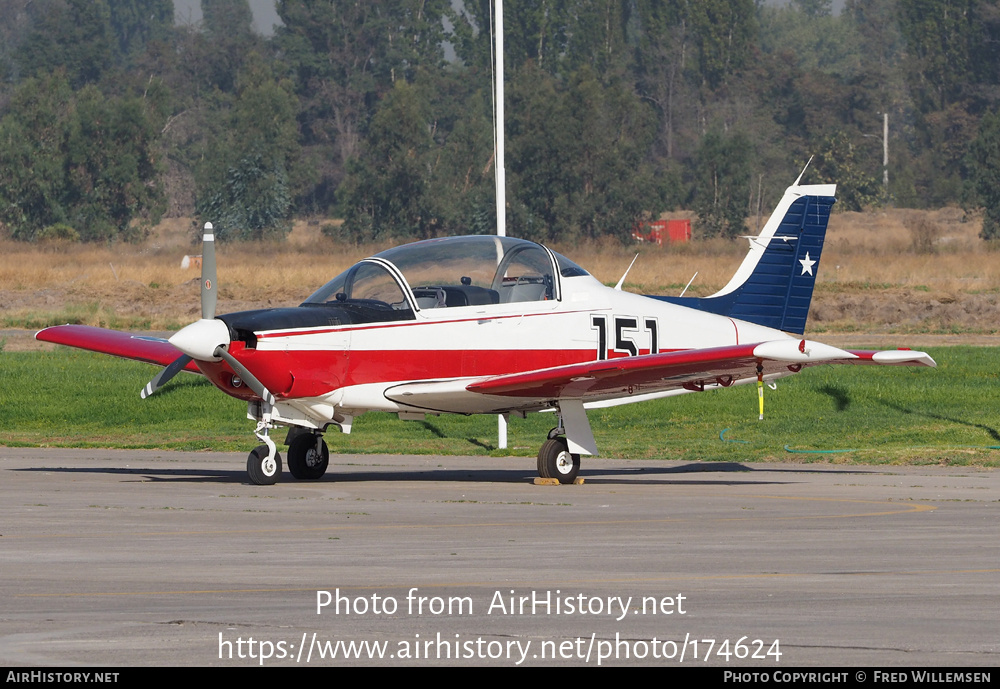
left=247, top=444, right=282, bottom=485
left=537, top=437, right=580, bottom=484
left=287, top=434, right=329, bottom=480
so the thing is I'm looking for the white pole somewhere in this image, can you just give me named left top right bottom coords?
left=495, top=0, right=506, bottom=239
left=882, top=112, right=889, bottom=199
left=495, top=0, right=508, bottom=448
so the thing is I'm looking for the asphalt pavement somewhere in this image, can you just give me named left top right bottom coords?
left=1, top=448, right=996, bottom=667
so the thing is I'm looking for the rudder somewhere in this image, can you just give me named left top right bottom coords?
left=650, top=183, right=836, bottom=335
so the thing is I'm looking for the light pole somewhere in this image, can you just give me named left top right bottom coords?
left=494, top=0, right=508, bottom=449
left=861, top=112, right=889, bottom=202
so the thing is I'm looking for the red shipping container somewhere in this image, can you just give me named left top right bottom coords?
left=631, top=219, right=691, bottom=245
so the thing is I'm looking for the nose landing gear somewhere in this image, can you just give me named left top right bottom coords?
left=247, top=444, right=282, bottom=485
left=246, top=402, right=282, bottom=485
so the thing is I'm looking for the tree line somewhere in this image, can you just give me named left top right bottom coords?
left=2, top=0, right=1000, bottom=244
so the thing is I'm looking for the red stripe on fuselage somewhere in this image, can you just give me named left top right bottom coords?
left=344, top=348, right=594, bottom=387
left=200, top=344, right=600, bottom=401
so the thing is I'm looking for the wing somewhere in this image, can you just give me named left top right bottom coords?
left=384, top=339, right=935, bottom=416
left=35, top=324, right=201, bottom=374
left=469, top=340, right=935, bottom=402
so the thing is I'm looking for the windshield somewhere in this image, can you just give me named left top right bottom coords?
left=302, top=260, right=412, bottom=312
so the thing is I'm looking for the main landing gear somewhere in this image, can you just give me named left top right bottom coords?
left=245, top=433, right=330, bottom=485
left=537, top=427, right=580, bottom=484
left=247, top=424, right=330, bottom=486
left=287, top=433, right=330, bottom=480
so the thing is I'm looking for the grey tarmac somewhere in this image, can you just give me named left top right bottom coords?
left=0, top=448, right=996, bottom=667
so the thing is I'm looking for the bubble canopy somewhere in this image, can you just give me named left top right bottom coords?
left=303, top=235, right=589, bottom=311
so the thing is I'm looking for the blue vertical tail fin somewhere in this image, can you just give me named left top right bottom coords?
left=651, top=183, right=836, bottom=335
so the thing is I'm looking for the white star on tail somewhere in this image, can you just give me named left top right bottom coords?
left=799, top=252, right=816, bottom=276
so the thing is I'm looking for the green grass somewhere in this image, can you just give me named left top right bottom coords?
left=2, top=348, right=999, bottom=466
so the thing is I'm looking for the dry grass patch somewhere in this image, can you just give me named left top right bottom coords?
left=4, top=208, right=1000, bottom=334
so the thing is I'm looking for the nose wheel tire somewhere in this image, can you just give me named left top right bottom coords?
left=287, top=434, right=330, bottom=480
left=247, top=444, right=282, bottom=485
left=537, top=437, right=580, bottom=484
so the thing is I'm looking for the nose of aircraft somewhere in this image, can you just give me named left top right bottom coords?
left=143, top=222, right=281, bottom=403
left=168, top=318, right=231, bottom=361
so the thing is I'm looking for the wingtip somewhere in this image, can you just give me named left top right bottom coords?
left=871, top=350, right=937, bottom=367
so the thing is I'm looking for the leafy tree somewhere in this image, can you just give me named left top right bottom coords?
left=202, top=0, right=254, bottom=35
left=15, top=0, right=114, bottom=87
left=631, top=0, right=697, bottom=161
left=196, top=0, right=259, bottom=93
left=63, top=86, right=167, bottom=241
left=813, top=130, right=881, bottom=211
left=12, top=0, right=173, bottom=80
left=504, top=65, right=574, bottom=239
left=897, top=0, right=997, bottom=112
left=0, top=1, right=34, bottom=83
left=687, top=0, right=756, bottom=90
left=506, top=65, right=664, bottom=242
left=339, top=81, right=438, bottom=241
left=195, top=57, right=301, bottom=240
left=0, top=74, right=75, bottom=239
left=845, top=0, right=908, bottom=112
left=559, top=69, right=664, bottom=240
left=0, top=73, right=165, bottom=241
left=456, top=0, right=631, bottom=81
left=561, top=0, right=631, bottom=78
left=4, top=0, right=994, bottom=244
left=452, top=0, right=571, bottom=77
left=916, top=102, right=979, bottom=206
left=198, top=151, right=293, bottom=240
left=108, top=0, right=174, bottom=61
left=966, top=111, right=1000, bottom=240
left=758, top=2, right=863, bottom=78
left=693, top=131, right=752, bottom=238
left=419, top=73, right=497, bottom=235
left=794, top=0, right=833, bottom=17
left=275, top=0, right=451, bottom=209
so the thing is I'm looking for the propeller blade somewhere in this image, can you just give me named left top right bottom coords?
left=215, top=346, right=276, bottom=406
left=201, top=222, right=217, bottom=320
left=145, top=223, right=225, bottom=400
left=140, top=354, right=192, bottom=399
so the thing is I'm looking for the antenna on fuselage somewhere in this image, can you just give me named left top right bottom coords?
left=614, top=255, right=639, bottom=291
left=793, top=155, right=814, bottom=187
left=679, top=272, right=698, bottom=297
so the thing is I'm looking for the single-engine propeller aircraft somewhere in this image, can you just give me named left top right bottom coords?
left=37, top=180, right=935, bottom=485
